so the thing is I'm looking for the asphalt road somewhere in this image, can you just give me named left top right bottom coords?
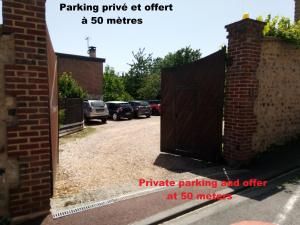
left=161, top=169, right=300, bottom=225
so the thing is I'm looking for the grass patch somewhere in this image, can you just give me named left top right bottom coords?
left=59, top=127, right=97, bottom=145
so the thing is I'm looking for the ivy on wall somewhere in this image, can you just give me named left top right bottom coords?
left=257, top=15, right=300, bottom=46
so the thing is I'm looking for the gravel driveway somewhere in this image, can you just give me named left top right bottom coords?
left=52, top=116, right=214, bottom=211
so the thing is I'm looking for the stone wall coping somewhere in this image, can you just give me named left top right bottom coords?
left=225, top=18, right=265, bottom=30
left=263, top=36, right=300, bottom=49
left=263, top=36, right=281, bottom=41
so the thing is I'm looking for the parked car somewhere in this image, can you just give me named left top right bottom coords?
left=147, top=100, right=161, bottom=115
left=129, top=101, right=152, bottom=118
left=106, top=101, right=133, bottom=121
left=83, top=100, right=109, bottom=123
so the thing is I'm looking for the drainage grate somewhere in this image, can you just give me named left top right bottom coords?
left=51, top=170, right=241, bottom=219
left=52, top=186, right=168, bottom=219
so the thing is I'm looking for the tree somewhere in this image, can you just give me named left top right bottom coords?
left=103, top=66, right=133, bottom=101
left=123, top=48, right=154, bottom=99
left=137, top=73, right=160, bottom=100
left=58, top=72, right=87, bottom=99
left=124, top=46, right=202, bottom=100
left=160, top=46, right=202, bottom=69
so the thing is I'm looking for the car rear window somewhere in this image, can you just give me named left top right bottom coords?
left=91, top=101, right=105, bottom=107
left=120, top=103, right=131, bottom=107
left=149, top=100, right=160, bottom=104
left=141, top=101, right=149, bottom=106
left=130, top=102, right=140, bottom=106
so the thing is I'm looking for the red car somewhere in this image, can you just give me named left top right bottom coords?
left=147, top=100, right=161, bottom=115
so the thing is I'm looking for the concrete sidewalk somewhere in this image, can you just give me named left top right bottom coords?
left=21, top=144, right=300, bottom=225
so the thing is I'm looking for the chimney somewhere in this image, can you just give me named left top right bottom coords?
left=88, top=46, right=96, bottom=58
left=296, top=0, right=300, bottom=22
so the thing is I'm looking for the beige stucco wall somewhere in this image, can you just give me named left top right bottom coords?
left=0, top=27, right=15, bottom=218
left=252, top=37, right=300, bottom=152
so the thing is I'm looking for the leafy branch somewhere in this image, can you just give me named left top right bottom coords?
left=258, top=15, right=300, bottom=46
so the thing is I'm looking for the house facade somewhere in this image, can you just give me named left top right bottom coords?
left=56, top=47, right=106, bottom=100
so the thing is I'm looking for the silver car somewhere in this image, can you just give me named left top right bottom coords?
left=83, top=100, right=109, bottom=123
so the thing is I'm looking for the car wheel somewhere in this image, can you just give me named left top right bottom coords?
left=112, top=113, right=118, bottom=121
left=146, top=114, right=151, bottom=118
left=102, top=118, right=107, bottom=123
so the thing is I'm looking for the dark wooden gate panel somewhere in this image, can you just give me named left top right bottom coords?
left=161, top=49, right=226, bottom=162
left=175, top=88, right=197, bottom=151
left=47, top=29, right=58, bottom=187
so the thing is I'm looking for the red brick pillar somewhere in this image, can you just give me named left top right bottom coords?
left=223, top=19, right=265, bottom=166
left=2, top=0, right=52, bottom=222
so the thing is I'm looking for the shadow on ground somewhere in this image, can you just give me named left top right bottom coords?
left=154, top=140, right=300, bottom=202
left=20, top=141, right=300, bottom=225
left=134, top=116, right=151, bottom=120
left=106, top=116, right=152, bottom=122
left=84, top=120, right=106, bottom=126
left=154, top=153, right=216, bottom=173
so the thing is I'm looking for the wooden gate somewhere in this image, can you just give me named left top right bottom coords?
left=47, top=29, right=58, bottom=186
left=161, top=49, right=226, bottom=162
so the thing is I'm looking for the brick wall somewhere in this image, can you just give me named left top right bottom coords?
left=223, top=19, right=265, bottom=166
left=224, top=18, right=300, bottom=165
left=296, top=0, right=300, bottom=22
left=252, top=37, right=300, bottom=152
left=2, top=0, right=53, bottom=222
left=56, top=54, right=105, bottom=99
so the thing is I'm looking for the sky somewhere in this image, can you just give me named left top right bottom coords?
left=0, top=0, right=295, bottom=73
